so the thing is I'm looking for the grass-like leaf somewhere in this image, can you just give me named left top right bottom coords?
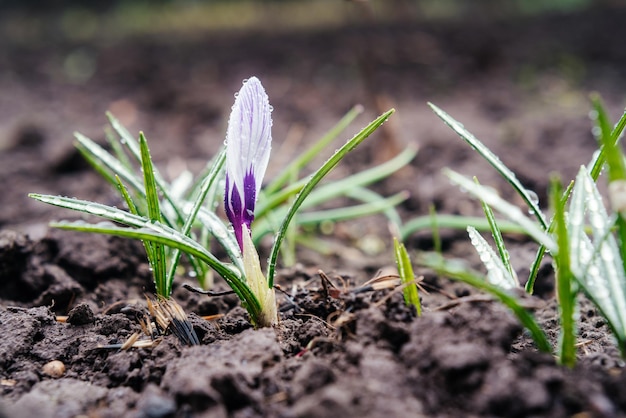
left=345, top=187, right=404, bottom=233
left=394, top=238, right=421, bottom=315
left=572, top=167, right=626, bottom=350
left=400, top=214, right=525, bottom=241
left=256, top=145, right=415, bottom=220
left=428, top=204, right=442, bottom=254
left=254, top=191, right=407, bottom=238
left=567, top=169, right=593, bottom=282
left=115, top=175, right=140, bottom=216
left=27, top=195, right=226, bottom=270
left=550, top=176, right=577, bottom=367
left=444, top=169, right=556, bottom=253
left=75, top=131, right=186, bottom=229
left=106, top=112, right=186, bottom=226
left=299, top=147, right=416, bottom=210
left=527, top=103, right=626, bottom=293
left=588, top=99, right=626, bottom=181
left=166, top=150, right=226, bottom=289
left=252, top=148, right=410, bottom=251
left=429, top=103, right=558, bottom=295
left=477, top=178, right=518, bottom=285
left=75, top=132, right=146, bottom=202
left=105, top=127, right=133, bottom=171
left=107, top=111, right=139, bottom=155
left=298, top=191, right=407, bottom=225
left=194, top=207, right=243, bottom=271
left=593, top=97, right=626, bottom=273
left=50, top=218, right=262, bottom=321
left=27, top=194, right=257, bottom=307
left=253, top=147, right=413, bottom=262
left=429, top=103, right=547, bottom=229
left=265, top=104, right=364, bottom=194
left=267, top=109, right=395, bottom=286
left=467, top=226, right=517, bottom=290
left=139, top=132, right=169, bottom=297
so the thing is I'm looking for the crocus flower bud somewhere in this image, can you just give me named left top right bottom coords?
left=224, top=77, right=272, bottom=250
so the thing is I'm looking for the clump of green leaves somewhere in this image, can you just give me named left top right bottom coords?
left=421, top=99, right=626, bottom=365
left=30, top=79, right=406, bottom=328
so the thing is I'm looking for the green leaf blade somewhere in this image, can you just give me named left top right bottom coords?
left=139, top=132, right=168, bottom=297
left=51, top=219, right=261, bottom=317
left=574, top=168, right=626, bottom=345
left=550, top=176, right=577, bottom=367
left=393, top=238, right=421, bottom=315
left=429, top=103, right=547, bottom=229
left=166, top=149, right=228, bottom=287
left=477, top=178, right=518, bottom=286
left=467, top=226, right=517, bottom=290
left=444, top=169, right=556, bottom=253
left=267, top=109, right=395, bottom=286
left=265, top=104, right=364, bottom=194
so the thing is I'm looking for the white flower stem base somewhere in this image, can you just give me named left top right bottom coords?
left=242, top=225, right=278, bottom=327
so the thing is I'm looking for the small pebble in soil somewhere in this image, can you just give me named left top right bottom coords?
left=42, top=360, right=65, bottom=378
left=67, top=303, right=95, bottom=325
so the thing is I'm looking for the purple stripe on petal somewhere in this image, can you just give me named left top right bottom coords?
left=243, top=170, right=257, bottom=228
left=224, top=76, right=272, bottom=253
left=225, top=174, right=244, bottom=250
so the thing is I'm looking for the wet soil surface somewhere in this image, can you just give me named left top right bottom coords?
left=2, top=6, right=626, bottom=417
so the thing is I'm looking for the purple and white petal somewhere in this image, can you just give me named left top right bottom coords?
left=224, top=77, right=273, bottom=250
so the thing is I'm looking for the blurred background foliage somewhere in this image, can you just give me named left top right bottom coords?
left=0, top=0, right=617, bottom=45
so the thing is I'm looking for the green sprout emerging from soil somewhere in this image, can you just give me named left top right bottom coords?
left=420, top=97, right=626, bottom=366
left=393, top=237, right=422, bottom=316
left=29, top=77, right=403, bottom=328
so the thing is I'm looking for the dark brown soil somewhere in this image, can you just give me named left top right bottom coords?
left=2, top=5, right=626, bottom=418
